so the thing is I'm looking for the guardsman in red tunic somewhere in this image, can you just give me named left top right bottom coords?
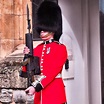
left=24, top=1, right=67, bottom=104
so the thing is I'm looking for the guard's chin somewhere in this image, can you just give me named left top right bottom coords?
left=41, top=37, right=49, bottom=41
left=40, top=33, right=50, bottom=38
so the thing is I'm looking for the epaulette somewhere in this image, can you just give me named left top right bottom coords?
left=37, top=42, right=44, bottom=46
left=54, top=41, right=62, bottom=45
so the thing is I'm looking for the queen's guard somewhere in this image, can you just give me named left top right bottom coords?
left=23, top=1, right=68, bottom=104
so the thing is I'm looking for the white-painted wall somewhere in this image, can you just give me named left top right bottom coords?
left=59, top=0, right=101, bottom=104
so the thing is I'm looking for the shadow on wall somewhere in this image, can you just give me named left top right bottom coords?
left=60, top=15, right=82, bottom=79
left=100, top=11, right=104, bottom=103
left=60, top=15, right=83, bottom=104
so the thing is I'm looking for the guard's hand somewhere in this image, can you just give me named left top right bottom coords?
left=23, top=46, right=30, bottom=54
left=25, top=86, right=35, bottom=95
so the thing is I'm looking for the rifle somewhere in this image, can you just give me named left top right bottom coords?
left=19, top=4, right=40, bottom=87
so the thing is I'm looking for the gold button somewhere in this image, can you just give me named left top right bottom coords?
left=43, top=48, right=45, bottom=50
left=44, top=45, right=46, bottom=47
left=41, top=61, right=43, bottom=63
left=41, top=66, right=43, bottom=68
left=41, top=69, right=43, bottom=71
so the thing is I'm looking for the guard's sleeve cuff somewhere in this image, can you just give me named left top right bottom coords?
left=31, top=80, right=43, bottom=92
left=35, top=83, right=43, bottom=92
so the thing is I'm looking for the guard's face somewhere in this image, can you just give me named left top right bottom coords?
left=40, top=31, right=54, bottom=41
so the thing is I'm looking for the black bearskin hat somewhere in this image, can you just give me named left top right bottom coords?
left=35, top=1, right=62, bottom=41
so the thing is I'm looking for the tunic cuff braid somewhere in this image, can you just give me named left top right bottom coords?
left=31, top=80, right=43, bottom=92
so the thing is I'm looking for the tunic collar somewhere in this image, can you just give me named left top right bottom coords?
left=43, top=39, right=54, bottom=44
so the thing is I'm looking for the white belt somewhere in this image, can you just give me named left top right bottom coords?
left=34, top=74, right=62, bottom=79
left=55, top=74, right=62, bottom=78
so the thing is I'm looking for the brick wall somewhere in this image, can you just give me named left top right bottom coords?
left=0, top=0, right=32, bottom=58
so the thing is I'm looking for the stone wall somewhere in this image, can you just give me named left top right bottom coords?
left=0, top=0, right=32, bottom=58
left=0, top=57, right=27, bottom=89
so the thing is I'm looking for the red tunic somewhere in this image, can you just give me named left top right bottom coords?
left=34, top=41, right=67, bottom=104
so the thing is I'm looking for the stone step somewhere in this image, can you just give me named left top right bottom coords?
left=0, top=89, right=34, bottom=104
